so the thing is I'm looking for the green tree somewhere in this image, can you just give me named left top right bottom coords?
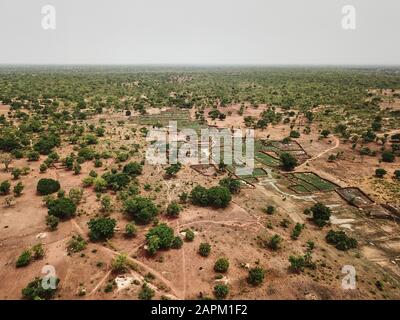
left=198, top=243, right=211, bottom=257
left=310, top=202, right=331, bottom=227
left=280, top=152, right=298, bottom=171
left=48, top=197, right=76, bottom=219
left=37, top=178, right=60, bottom=195
left=214, top=258, right=229, bottom=273
left=87, top=217, right=116, bottom=241
left=123, top=196, right=158, bottom=224
left=214, top=284, right=229, bottom=299
left=247, top=267, right=265, bottom=285
left=166, top=201, right=181, bottom=217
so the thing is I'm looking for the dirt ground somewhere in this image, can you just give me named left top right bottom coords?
left=1, top=108, right=400, bottom=300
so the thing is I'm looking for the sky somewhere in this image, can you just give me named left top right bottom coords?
left=0, top=0, right=399, bottom=65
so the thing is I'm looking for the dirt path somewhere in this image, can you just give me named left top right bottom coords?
left=296, top=135, right=340, bottom=170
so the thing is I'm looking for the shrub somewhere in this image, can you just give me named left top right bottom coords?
left=290, top=130, right=300, bottom=138
left=166, top=201, right=181, bottom=217
left=22, top=277, right=59, bottom=300
left=165, top=163, right=182, bottom=177
left=206, top=186, right=232, bottom=208
left=0, top=180, right=11, bottom=195
left=138, top=283, right=155, bottom=300
left=67, top=235, right=87, bottom=253
left=219, top=177, right=241, bottom=194
left=124, top=222, right=137, bottom=238
left=46, top=215, right=59, bottom=230
left=48, top=197, right=76, bottom=219
left=184, top=229, right=195, bottom=241
left=37, top=178, right=60, bottom=195
left=289, top=255, right=306, bottom=273
left=171, top=236, right=183, bottom=249
left=145, top=223, right=174, bottom=254
left=190, top=185, right=209, bottom=206
left=382, top=150, right=395, bottom=163
left=394, top=170, right=400, bottom=180
left=291, top=223, right=305, bottom=240
left=375, top=168, right=387, bottom=178
left=27, top=150, right=40, bottom=161
left=213, top=284, right=229, bottom=299
left=326, top=230, right=357, bottom=251
left=32, top=243, right=45, bottom=259
left=69, top=187, right=83, bottom=205
left=198, top=243, right=211, bottom=257
left=280, top=152, right=298, bottom=171
left=16, top=250, right=32, bottom=268
left=78, top=147, right=95, bottom=161
left=123, top=162, right=142, bottom=176
left=112, top=254, right=129, bottom=273
left=82, top=176, right=95, bottom=187
left=247, top=267, right=265, bottom=285
left=264, top=205, right=275, bottom=215
left=87, top=217, right=116, bottom=241
left=11, top=168, right=22, bottom=180
left=214, top=258, right=229, bottom=273
left=268, top=234, right=282, bottom=250
left=320, top=129, right=331, bottom=138
left=93, top=177, right=107, bottom=192
left=310, top=202, right=331, bottom=227
left=101, top=195, right=113, bottom=213
left=123, top=196, right=158, bottom=224
left=13, top=182, right=24, bottom=197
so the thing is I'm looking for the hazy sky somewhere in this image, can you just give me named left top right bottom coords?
left=0, top=0, right=399, bottom=65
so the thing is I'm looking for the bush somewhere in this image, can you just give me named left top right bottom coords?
left=93, top=177, right=107, bottom=192
left=190, top=185, right=209, bottom=206
left=394, top=170, right=400, bottom=180
left=67, top=235, right=87, bottom=253
left=46, top=215, right=59, bottom=230
left=247, top=267, right=265, bottom=285
left=27, top=150, right=40, bottom=161
left=310, top=202, right=331, bottom=227
left=32, top=243, right=45, bottom=259
left=280, top=152, right=298, bottom=171
left=123, top=162, right=142, bottom=176
left=166, top=201, right=181, bottom=217
left=326, top=230, right=357, bottom=251
left=264, top=205, right=275, bottom=215
left=219, top=177, right=241, bottom=194
left=11, top=168, right=22, bottom=179
left=145, top=223, right=174, bottom=255
left=69, top=187, right=83, bottom=205
left=290, top=130, right=300, bottom=138
left=198, top=243, right=211, bottom=257
left=138, top=283, right=155, bottom=300
left=13, top=182, right=24, bottom=197
left=88, top=217, right=116, bottom=241
left=0, top=180, right=11, bottom=195
left=213, top=284, right=229, bottom=299
left=289, top=255, right=306, bottom=273
left=112, top=254, right=129, bottom=273
left=165, top=163, right=182, bottom=177
left=291, top=223, right=305, bottom=240
left=375, top=168, right=387, bottom=178
left=124, top=222, right=137, bottom=238
left=206, top=186, right=232, bottom=208
left=382, top=150, right=395, bottom=163
left=16, top=250, right=32, bottom=268
left=48, top=197, right=76, bottom=219
left=268, top=234, right=282, bottom=250
left=171, top=236, right=183, bottom=249
left=22, top=277, right=59, bottom=300
left=184, top=229, right=195, bottom=241
left=37, top=178, right=60, bottom=195
left=214, top=258, right=229, bottom=273
left=123, top=196, right=158, bottom=224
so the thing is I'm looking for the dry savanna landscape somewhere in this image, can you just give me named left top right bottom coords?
left=0, top=66, right=400, bottom=300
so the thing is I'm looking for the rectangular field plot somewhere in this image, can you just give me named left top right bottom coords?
left=293, top=172, right=337, bottom=191
left=235, top=167, right=268, bottom=179
left=255, top=152, right=281, bottom=166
